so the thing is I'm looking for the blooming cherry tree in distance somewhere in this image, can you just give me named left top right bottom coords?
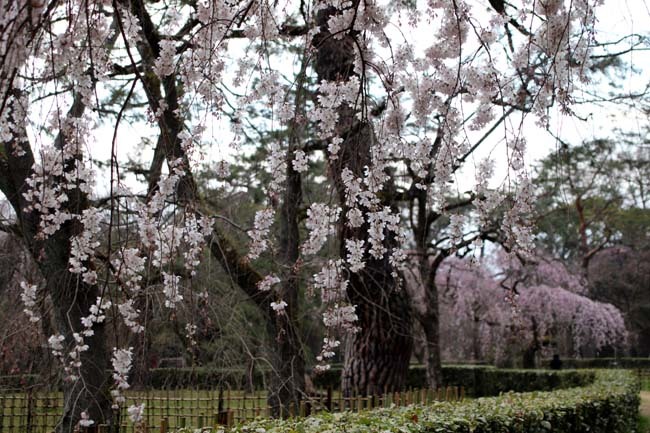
left=435, top=255, right=627, bottom=366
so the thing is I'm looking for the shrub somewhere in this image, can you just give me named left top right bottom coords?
left=146, top=364, right=593, bottom=395
left=440, top=365, right=594, bottom=396
left=0, top=374, right=40, bottom=389
left=546, top=357, right=650, bottom=370
left=311, top=365, right=592, bottom=397
left=147, top=368, right=266, bottom=390
left=207, top=370, right=639, bottom=433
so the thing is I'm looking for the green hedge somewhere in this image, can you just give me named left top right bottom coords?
left=439, top=365, right=593, bottom=397
left=545, top=357, right=650, bottom=370
left=311, top=365, right=591, bottom=397
left=194, top=370, right=638, bottom=433
left=0, top=374, right=40, bottom=389
left=143, top=365, right=593, bottom=395
left=147, top=368, right=266, bottom=390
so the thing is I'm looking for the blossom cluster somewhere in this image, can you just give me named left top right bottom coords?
left=302, top=203, right=341, bottom=255
left=19, top=281, right=39, bottom=323
left=111, top=347, right=133, bottom=408
left=247, top=208, right=275, bottom=260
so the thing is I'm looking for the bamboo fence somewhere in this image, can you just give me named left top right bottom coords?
left=0, top=386, right=464, bottom=433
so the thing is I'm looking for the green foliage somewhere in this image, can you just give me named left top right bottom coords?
left=0, top=374, right=39, bottom=389
left=146, top=367, right=267, bottom=390
left=145, top=365, right=594, bottom=395
left=310, top=365, right=592, bottom=397
left=639, top=414, right=650, bottom=433
left=546, top=357, right=650, bottom=370
left=187, top=370, right=638, bottom=433
left=438, top=366, right=593, bottom=397
left=534, top=139, right=624, bottom=259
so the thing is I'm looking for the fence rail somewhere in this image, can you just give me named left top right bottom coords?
left=0, top=386, right=464, bottom=433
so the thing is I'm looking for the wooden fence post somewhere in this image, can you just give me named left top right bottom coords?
left=326, top=387, right=333, bottom=412
left=160, top=417, right=168, bottom=433
left=227, top=409, right=234, bottom=427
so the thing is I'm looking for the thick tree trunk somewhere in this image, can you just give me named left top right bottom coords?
left=0, top=93, right=113, bottom=432
left=48, top=274, right=111, bottom=433
left=342, top=261, right=413, bottom=395
left=311, top=3, right=413, bottom=396
left=416, top=260, right=442, bottom=390
left=420, top=311, right=442, bottom=389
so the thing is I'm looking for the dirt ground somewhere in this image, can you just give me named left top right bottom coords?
left=641, top=391, right=650, bottom=431
left=642, top=392, right=650, bottom=415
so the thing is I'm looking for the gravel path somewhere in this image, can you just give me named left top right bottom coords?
left=642, top=392, right=650, bottom=417
left=641, top=391, right=650, bottom=433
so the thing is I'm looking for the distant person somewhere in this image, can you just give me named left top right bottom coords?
left=550, top=354, right=562, bottom=370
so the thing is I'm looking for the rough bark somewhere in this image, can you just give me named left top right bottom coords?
left=0, top=92, right=113, bottom=432
left=342, top=269, right=413, bottom=395
left=312, top=3, right=413, bottom=396
left=404, top=255, right=443, bottom=390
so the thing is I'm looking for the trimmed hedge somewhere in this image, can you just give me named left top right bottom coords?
left=147, top=367, right=265, bottom=390
left=188, top=369, right=638, bottom=433
left=311, top=365, right=592, bottom=397
left=0, top=374, right=40, bottom=389
left=141, top=365, right=593, bottom=394
left=545, top=357, right=650, bottom=370
left=439, top=365, right=593, bottom=397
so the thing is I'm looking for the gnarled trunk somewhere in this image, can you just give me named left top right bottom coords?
left=0, top=92, right=113, bottom=432
left=48, top=275, right=111, bottom=432
left=312, top=3, right=413, bottom=396
left=404, top=256, right=442, bottom=390
left=342, top=267, right=413, bottom=395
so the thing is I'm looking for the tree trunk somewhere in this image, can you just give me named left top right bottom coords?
left=48, top=273, right=111, bottom=433
left=418, top=311, right=442, bottom=390
left=0, top=92, right=113, bottom=432
left=312, top=3, right=412, bottom=396
left=265, top=310, right=305, bottom=417
left=342, top=262, right=413, bottom=395
left=404, top=256, right=443, bottom=390
left=471, top=315, right=482, bottom=361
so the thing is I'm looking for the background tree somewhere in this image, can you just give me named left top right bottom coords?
left=533, top=134, right=650, bottom=355
left=437, top=254, right=628, bottom=367
left=588, top=246, right=650, bottom=356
